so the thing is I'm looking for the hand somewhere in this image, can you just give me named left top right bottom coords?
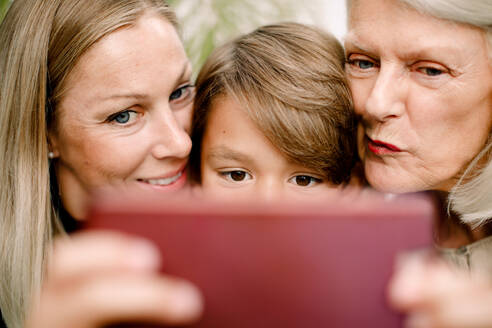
left=26, top=231, right=203, bottom=328
left=388, top=252, right=492, bottom=328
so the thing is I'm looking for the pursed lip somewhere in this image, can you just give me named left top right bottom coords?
left=366, top=136, right=402, bottom=155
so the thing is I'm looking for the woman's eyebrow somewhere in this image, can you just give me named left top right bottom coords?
left=175, top=61, right=192, bottom=83
left=98, top=62, right=192, bottom=102
left=397, top=46, right=464, bottom=62
left=343, top=36, right=378, bottom=58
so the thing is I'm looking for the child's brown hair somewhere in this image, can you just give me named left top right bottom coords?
left=190, top=22, right=356, bottom=185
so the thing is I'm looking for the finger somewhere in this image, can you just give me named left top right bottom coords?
left=48, top=231, right=161, bottom=283
left=388, top=252, right=432, bottom=309
left=82, top=274, right=203, bottom=327
left=425, top=285, right=492, bottom=328
left=388, top=252, right=458, bottom=309
left=404, top=311, right=433, bottom=328
left=28, top=274, right=203, bottom=328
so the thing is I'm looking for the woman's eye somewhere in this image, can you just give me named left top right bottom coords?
left=220, top=170, right=252, bottom=182
left=346, top=55, right=377, bottom=70
left=170, top=84, right=195, bottom=106
left=420, top=67, right=444, bottom=76
left=354, top=59, right=374, bottom=69
left=289, top=175, right=322, bottom=187
left=108, top=110, right=138, bottom=124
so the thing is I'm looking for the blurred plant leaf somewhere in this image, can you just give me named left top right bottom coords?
left=168, top=0, right=321, bottom=77
left=0, top=0, right=12, bottom=23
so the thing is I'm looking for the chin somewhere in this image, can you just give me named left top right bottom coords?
left=364, top=167, right=428, bottom=194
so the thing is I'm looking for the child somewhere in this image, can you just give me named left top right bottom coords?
left=189, top=22, right=357, bottom=201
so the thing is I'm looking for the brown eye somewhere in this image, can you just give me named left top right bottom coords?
left=220, top=170, right=252, bottom=182
left=230, top=171, right=246, bottom=181
left=290, top=175, right=322, bottom=187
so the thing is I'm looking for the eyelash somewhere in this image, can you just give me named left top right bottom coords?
left=288, top=175, right=323, bottom=187
left=346, top=58, right=378, bottom=69
left=170, top=84, right=195, bottom=109
left=107, top=110, right=139, bottom=125
left=345, top=55, right=379, bottom=78
left=346, top=53, right=450, bottom=80
left=104, top=84, right=195, bottom=125
left=219, top=170, right=252, bottom=183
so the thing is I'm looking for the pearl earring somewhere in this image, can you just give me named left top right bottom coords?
left=48, top=152, right=55, bottom=159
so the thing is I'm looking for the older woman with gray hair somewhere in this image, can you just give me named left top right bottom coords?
left=344, top=0, right=492, bottom=326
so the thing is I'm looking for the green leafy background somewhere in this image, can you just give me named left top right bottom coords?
left=0, top=0, right=10, bottom=21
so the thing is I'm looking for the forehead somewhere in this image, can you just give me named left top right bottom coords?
left=63, top=14, right=188, bottom=98
left=345, top=0, right=488, bottom=57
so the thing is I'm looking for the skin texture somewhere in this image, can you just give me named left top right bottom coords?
left=200, top=96, right=343, bottom=201
left=50, top=14, right=194, bottom=219
left=345, top=0, right=492, bottom=193
left=27, top=15, right=203, bottom=328
left=26, top=231, right=203, bottom=328
left=345, top=1, right=492, bottom=327
left=388, top=253, right=492, bottom=328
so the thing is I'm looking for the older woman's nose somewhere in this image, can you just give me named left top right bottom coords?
left=151, top=112, right=192, bottom=160
left=364, top=66, right=406, bottom=123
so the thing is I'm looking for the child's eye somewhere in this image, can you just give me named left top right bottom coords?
left=289, top=175, right=322, bottom=187
left=170, top=84, right=195, bottom=109
left=220, top=170, right=252, bottom=182
left=107, top=110, right=138, bottom=125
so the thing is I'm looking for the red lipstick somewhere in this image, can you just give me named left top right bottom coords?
left=367, top=138, right=401, bottom=155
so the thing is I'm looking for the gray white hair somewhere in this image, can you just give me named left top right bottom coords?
left=399, top=0, right=492, bottom=59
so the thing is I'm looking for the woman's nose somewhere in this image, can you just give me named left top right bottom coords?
left=364, top=65, right=406, bottom=123
left=151, top=111, right=192, bottom=160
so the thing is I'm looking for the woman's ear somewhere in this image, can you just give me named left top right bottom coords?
left=47, top=130, right=60, bottom=159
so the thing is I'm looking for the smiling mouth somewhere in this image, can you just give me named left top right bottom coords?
left=138, top=171, right=183, bottom=186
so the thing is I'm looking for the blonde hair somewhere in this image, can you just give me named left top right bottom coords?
left=190, top=22, right=356, bottom=185
left=0, top=1, right=176, bottom=327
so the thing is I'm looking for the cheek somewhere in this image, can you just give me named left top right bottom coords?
left=199, top=175, right=231, bottom=200
left=61, top=131, right=144, bottom=182
left=176, top=105, right=193, bottom=134
left=348, top=78, right=373, bottom=116
left=356, top=123, right=366, bottom=160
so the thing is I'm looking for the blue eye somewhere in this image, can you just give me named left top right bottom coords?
left=422, top=67, right=443, bottom=76
left=108, top=110, right=137, bottom=125
left=170, top=84, right=194, bottom=101
left=170, top=87, right=183, bottom=100
left=169, top=85, right=195, bottom=110
left=355, top=60, right=374, bottom=69
left=114, top=111, right=130, bottom=123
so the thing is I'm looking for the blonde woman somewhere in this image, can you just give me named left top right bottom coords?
left=344, top=0, right=492, bottom=326
left=0, top=1, right=202, bottom=327
left=189, top=22, right=357, bottom=199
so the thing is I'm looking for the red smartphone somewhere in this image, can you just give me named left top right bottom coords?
left=85, top=191, right=436, bottom=328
